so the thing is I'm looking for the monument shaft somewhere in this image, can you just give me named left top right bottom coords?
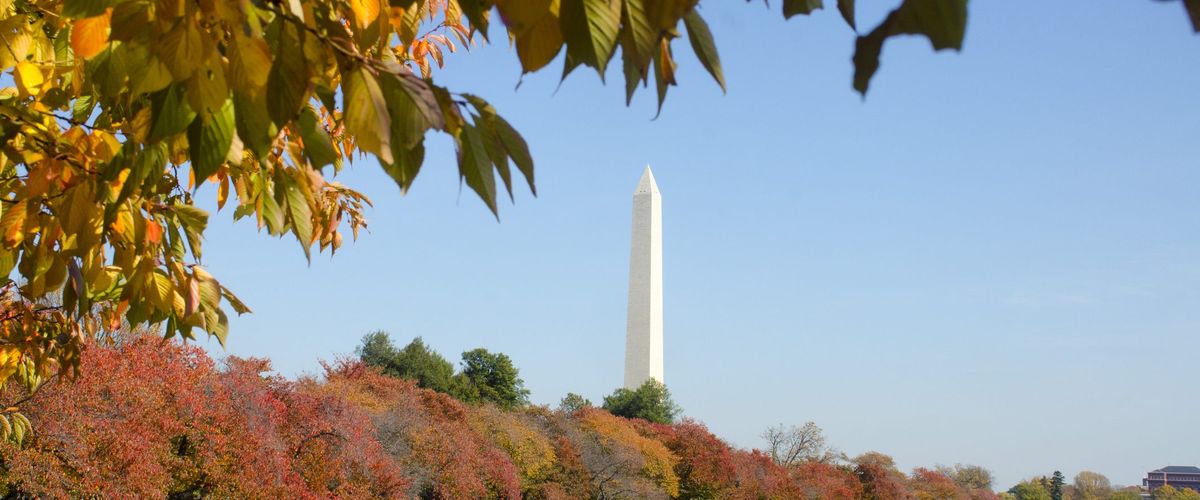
left=625, top=167, right=663, bottom=389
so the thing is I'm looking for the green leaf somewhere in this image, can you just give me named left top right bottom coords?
left=472, top=112, right=513, bottom=200
left=221, top=284, right=253, bottom=315
left=492, top=115, right=535, bottom=196
left=72, top=95, right=95, bottom=124
left=651, top=39, right=676, bottom=118
left=186, top=99, right=234, bottom=183
left=498, top=0, right=565, bottom=73
left=457, top=123, right=497, bottom=217
left=463, top=94, right=535, bottom=197
left=148, top=84, right=196, bottom=143
left=267, top=23, right=310, bottom=126
left=838, top=0, right=856, bottom=30
left=342, top=66, right=393, bottom=164
left=783, top=0, right=822, bottom=18
left=560, top=0, right=621, bottom=77
left=296, top=106, right=338, bottom=169
left=118, top=143, right=167, bottom=206
left=645, top=0, right=696, bottom=34
left=620, top=0, right=655, bottom=74
left=0, top=249, right=14, bottom=280
left=156, top=18, right=204, bottom=80
left=682, top=9, right=724, bottom=91
left=378, top=72, right=433, bottom=194
left=173, top=202, right=209, bottom=259
left=458, top=0, right=492, bottom=39
left=205, top=308, right=229, bottom=347
left=381, top=140, right=425, bottom=194
left=89, top=43, right=127, bottom=99
left=852, top=0, right=967, bottom=95
left=278, top=171, right=313, bottom=258
left=259, top=180, right=286, bottom=235
left=62, top=0, right=117, bottom=19
left=620, top=35, right=646, bottom=105
left=233, top=91, right=274, bottom=160
left=378, top=72, right=432, bottom=149
left=430, top=84, right=464, bottom=134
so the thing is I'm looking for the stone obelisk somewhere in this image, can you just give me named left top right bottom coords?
left=624, top=166, right=663, bottom=389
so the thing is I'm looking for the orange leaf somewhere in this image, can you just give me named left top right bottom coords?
left=217, top=173, right=230, bottom=210
left=71, top=11, right=112, bottom=60
left=145, top=219, right=163, bottom=245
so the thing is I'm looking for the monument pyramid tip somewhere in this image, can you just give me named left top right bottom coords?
left=635, top=166, right=660, bottom=195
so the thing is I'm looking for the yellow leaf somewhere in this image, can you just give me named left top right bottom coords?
left=127, top=106, right=153, bottom=142
left=342, top=67, right=393, bottom=164
left=71, top=10, right=112, bottom=60
left=497, top=0, right=563, bottom=73
left=157, top=19, right=204, bottom=80
left=13, top=61, right=43, bottom=97
left=349, top=0, right=381, bottom=29
left=387, top=7, right=406, bottom=32
left=0, top=201, right=26, bottom=247
left=0, top=17, right=32, bottom=70
left=227, top=31, right=271, bottom=96
left=186, top=55, right=228, bottom=117
left=131, top=55, right=173, bottom=95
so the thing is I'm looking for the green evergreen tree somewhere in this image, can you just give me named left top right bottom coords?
left=1008, top=479, right=1052, bottom=500
left=1050, top=471, right=1065, bottom=500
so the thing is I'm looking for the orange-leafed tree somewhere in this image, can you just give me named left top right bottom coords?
left=576, top=408, right=680, bottom=497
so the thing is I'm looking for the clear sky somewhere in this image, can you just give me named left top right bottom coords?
left=195, top=0, right=1199, bottom=490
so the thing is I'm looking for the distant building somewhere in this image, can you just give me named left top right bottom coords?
left=1143, top=466, right=1200, bottom=493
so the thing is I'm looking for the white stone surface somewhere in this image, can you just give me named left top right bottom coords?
left=624, top=166, right=663, bottom=389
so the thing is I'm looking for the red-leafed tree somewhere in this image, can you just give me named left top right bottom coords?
left=855, top=452, right=911, bottom=500
left=643, top=419, right=738, bottom=498
left=0, top=337, right=407, bottom=497
left=0, top=335, right=295, bottom=497
left=911, top=467, right=967, bottom=500
left=322, top=359, right=520, bottom=498
left=728, top=449, right=804, bottom=499
left=794, top=461, right=865, bottom=500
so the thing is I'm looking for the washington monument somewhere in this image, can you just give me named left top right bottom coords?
left=624, top=166, right=663, bottom=389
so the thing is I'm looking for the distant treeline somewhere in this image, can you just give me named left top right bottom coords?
left=0, top=330, right=1184, bottom=499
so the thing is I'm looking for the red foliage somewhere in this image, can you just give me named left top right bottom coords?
left=856, top=461, right=911, bottom=500
left=321, top=360, right=520, bottom=498
left=794, top=461, right=865, bottom=500
left=0, top=338, right=406, bottom=497
left=910, top=467, right=965, bottom=500
left=0, top=336, right=290, bottom=497
left=729, top=449, right=804, bottom=499
left=0, top=337, right=1005, bottom=499
left=969, top=488, right=1002, bottom=500
left=652, top=419, right=738, bottom=497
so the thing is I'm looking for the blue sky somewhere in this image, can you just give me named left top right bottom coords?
left=196, top=0, right=1199, bottom=489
